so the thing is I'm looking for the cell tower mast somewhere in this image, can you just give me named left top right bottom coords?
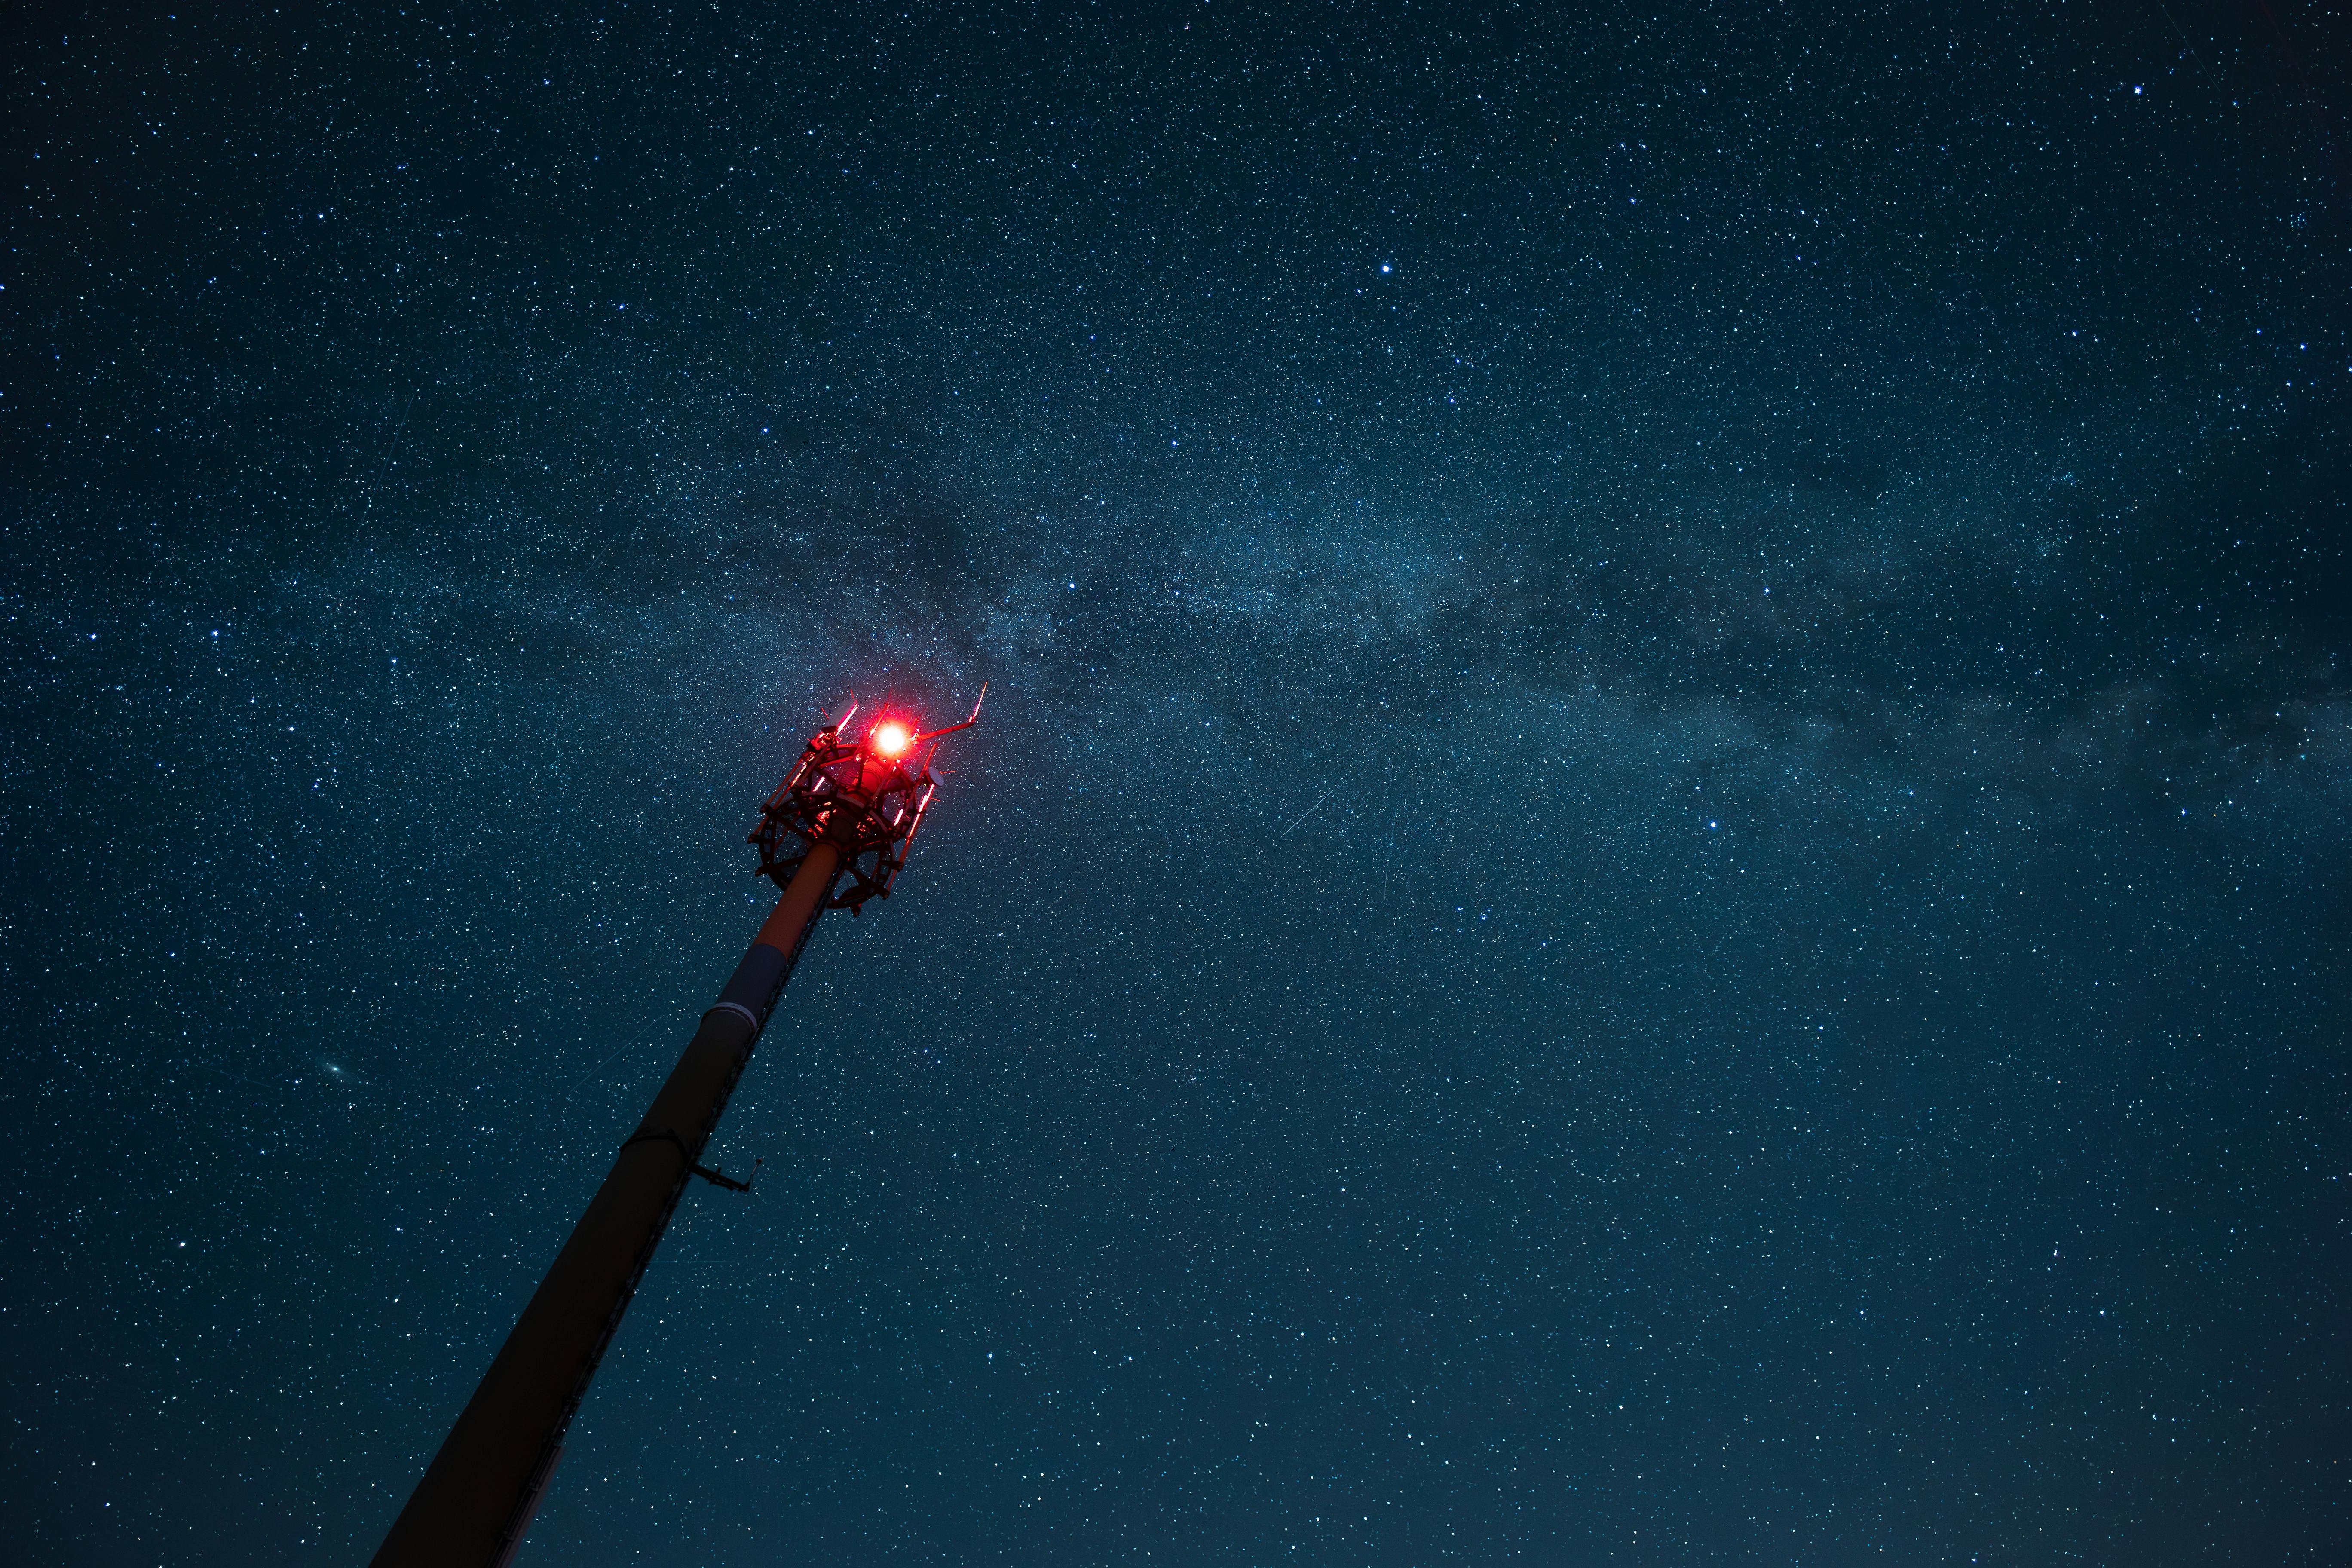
left=371, top=688, right=983, bottom=1568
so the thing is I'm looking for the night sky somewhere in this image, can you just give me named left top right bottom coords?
left=7, top=2, right=2351, bottom=1562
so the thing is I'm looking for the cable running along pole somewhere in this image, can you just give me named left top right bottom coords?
left=370, top=688, right=983, bottom=1568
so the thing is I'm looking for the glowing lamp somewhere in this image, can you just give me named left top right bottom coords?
left=870, top=720, right=912, bottom=758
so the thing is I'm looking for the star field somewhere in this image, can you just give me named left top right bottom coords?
left=5, top=2, right=2349, bottom=1563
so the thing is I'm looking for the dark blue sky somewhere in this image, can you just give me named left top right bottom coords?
left=6, top=2, right=2349, bottom=1562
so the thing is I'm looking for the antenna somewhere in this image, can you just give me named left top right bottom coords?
left=371, top=680, right=985, bottom=1568
left=913, top=681, right=987, bottom=746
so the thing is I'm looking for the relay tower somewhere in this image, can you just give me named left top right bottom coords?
left=371, top=690, right=982, bottom=1568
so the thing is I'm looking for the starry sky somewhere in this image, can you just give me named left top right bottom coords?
left=6, top=2, right=2350, bottom=1562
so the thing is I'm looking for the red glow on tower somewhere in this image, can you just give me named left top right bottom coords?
left=747, top=685, right=987, bottom=916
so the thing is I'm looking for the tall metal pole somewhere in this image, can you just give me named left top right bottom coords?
left=372, top=688, right=980, bottom=1567
left=371, top=843, right=842, bottom=1568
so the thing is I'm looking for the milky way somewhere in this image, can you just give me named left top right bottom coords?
left=6, top=4, right=2348, bottom=1563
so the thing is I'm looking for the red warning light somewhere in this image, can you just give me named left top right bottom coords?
left=870, top=720, right=912, bottom=758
